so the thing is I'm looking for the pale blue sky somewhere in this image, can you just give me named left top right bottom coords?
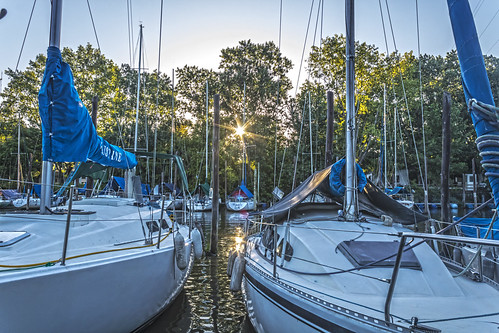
left=1, top=0, right=498, bottom=93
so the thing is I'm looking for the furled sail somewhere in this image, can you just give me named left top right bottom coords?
left=448, top=0, right=499, bottom=207
left=38, top=46, right=137, bottom=169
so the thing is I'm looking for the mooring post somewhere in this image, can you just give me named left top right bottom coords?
left=441, top=92, right=451, bottom=224
left=325, top=90, right=334, bottom=167
left=224, top=160, right=227, bottom=205
left=210, top=94, right=220, bottom=255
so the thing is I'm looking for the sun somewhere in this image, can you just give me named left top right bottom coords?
left=235, top=126, right=245, bottom=136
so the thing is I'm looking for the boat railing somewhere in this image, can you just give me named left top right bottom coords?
left=385, top=231, right=499, bottom=323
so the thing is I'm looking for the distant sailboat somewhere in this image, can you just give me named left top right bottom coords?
left=190, top=81, right=214, bottom=211
left=227, top=82, right=256, bottom=212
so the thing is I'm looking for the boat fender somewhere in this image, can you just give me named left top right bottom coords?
left=329, top=159, right=367, bottom=197
left=381, top=215, right=393, bottom=227
left=227, top=249, right=237, bottom=276
left=453, top=247, right=463, bottom=265
left=230, top=251, right=245, bottom=292
left=192, top=227, right=203, bottom=259
left=174, top=232, right=188, bottom=270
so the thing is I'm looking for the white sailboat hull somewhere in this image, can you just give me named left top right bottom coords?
left=0, top=197, right=194, bottom=332
left=243, top=214, right=499, bottom=333
left=1, top=247, right=193, bottom=333
left=226, top=199, right=255, bottom=212
left=190, top=198, right=213, bottom=211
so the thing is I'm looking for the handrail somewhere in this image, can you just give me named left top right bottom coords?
left=384, top=231, right=499, bottom=324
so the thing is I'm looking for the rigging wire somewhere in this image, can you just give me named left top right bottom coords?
left=478, top=6, right=499, bottom=39
left=15, top=0, right=37, bottom=71
left=416, top=0, right=430, bottom=218
left=86, top=0, right=100, bottom=51
left=382, top=0, right=426, bottom=197
left=473, top=0, right=485, bottom=16
left=294, top=0, right=315, bottom=97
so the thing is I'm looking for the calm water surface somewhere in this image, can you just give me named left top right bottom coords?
left=145, top=209, right=255, bottom=333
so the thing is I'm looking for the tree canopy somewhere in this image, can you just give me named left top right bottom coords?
left=0, top=37, right=495, bottom=203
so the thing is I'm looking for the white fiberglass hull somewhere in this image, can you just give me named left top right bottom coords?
left=226, top=199, right=255, bottom=212
left=243, top=210, right=499, bottom=332
left=0, top=197, right=194, bottom=333
left=190, top=199, right=213, bottom=211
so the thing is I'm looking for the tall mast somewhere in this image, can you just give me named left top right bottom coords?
left=40, top=0, right=62, bottom=214
left=394, top=107, right=398, bottom=187
left=344, top=0, right=356, bottom=220
left=170, top=69, right=175, bottom=183
left=383, top=84, right=387, bottom=189
left=308, top=91, right=313, bottom=175
left=134, top=24, right=143, bottom=153
left=242, top=81, right=247, bottom=186
left=205, top=80, right=209, bottom=181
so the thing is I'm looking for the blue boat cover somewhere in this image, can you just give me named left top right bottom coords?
left=329, top=159, right=367, bottom=197
left=448, top=0, right=499, bottom=207
left=33, top=184, right=41, bottom=197
left=230, top=184, right=254, bottom=199
left=1, top=189, right=22, bottom=200
left=455, top=216, right=499, bottom=240
left=38, top=47, right=137, bottom=169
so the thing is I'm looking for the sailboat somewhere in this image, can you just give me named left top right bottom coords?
left=379, top=85, right=415, bottom=210
left=239, top=0, right=499, bottom=332
left=189, top=81, right=214, bottom=212
left=0, top=2, right=200, bottom=332
left=227, top=82, right=257, bottom=212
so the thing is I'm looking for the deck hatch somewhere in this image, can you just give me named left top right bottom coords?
left=338, top=240, right=421, bottom=270
left=0, top=231, right=30, bottom=247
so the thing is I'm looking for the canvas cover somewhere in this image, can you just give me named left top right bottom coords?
left=38, top=46, right=137, bottom=169
left=259, top=165, right=427, bottom=225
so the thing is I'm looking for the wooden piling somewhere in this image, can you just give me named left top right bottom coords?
left=325, top=91, right=334, bottom=167
left=441, top=92, right=451, bottom=224
left=210, top=94, right=220, bottom=255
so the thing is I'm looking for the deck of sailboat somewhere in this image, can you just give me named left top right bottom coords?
left=0, top=196, right=178, bottom=269
left=245, top=209, right=499, bottom=332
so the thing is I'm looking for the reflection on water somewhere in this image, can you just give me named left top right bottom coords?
left=144, top=209, right=255, bottom=333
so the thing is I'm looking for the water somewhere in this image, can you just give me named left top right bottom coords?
left=144, top=209, right=255, bottom=333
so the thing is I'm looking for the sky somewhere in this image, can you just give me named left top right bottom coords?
left=1, top=0, right=499, bottom=94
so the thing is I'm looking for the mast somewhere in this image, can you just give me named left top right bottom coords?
left=394, top=107, right=397, bottom=187
left=344, top=0, right=356, bottom=220
left=205, top=80, right=209, bottom=181
left=308, top=91, right=313, bottom=175
left=170, top=69, right=175, bottom=183
left=134, top=24, right=143, bottom=153
left=40, top=0, right=62, bottom=214
left=383, top=84, right=387, bottom=189
left=242, top=81, right=247, bottom=186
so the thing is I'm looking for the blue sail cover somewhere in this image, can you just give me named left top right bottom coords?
left=38, top=47, right=137, bottom=169
left=447, top=0, right=499, bottom=207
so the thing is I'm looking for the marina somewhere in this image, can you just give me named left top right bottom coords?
left=2, top=0, right=499, bottom=332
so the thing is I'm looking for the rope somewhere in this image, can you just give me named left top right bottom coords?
left=0, top=230, right=172, bottom=270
